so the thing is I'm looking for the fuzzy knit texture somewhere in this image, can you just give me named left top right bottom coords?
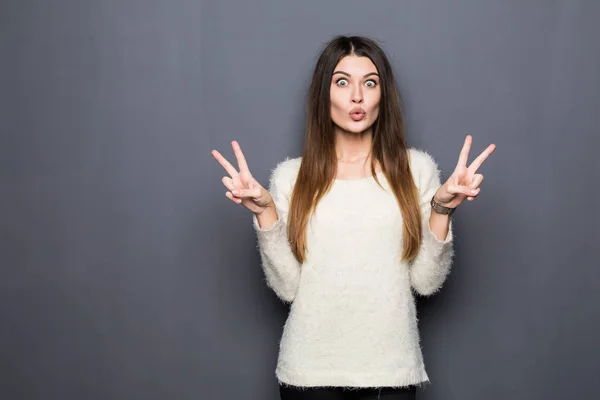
left=252, top=148, right=455, bottom=389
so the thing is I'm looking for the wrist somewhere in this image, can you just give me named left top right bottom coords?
left=261, top=201, right=276, bottom=213
left=255, top=204, right=279, bottom=230
left=430, top=195, right=455, bottom=216
left=255, top=202, right=276, bottom=218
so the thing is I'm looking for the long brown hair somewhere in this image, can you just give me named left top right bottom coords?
left=288, top=36, right=422, bottom=264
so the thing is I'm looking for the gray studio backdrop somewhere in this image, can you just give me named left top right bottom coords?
left=1, top=1, right=599, bottom=399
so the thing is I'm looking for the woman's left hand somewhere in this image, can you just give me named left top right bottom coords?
left=434, top=135, right=496, bottom=209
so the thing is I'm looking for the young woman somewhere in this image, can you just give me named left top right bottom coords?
left=212, top=36, right=496, bottom=400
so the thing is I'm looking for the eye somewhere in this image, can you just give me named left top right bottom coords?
left=335, top=78, right=349, bottom=87
left=365, top=79, right=377, bottom=88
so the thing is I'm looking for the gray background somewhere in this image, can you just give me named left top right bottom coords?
left=1, top=0, right=599, bottom=399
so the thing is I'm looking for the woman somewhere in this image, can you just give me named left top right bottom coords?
left=211, top=36, right=495, bottom=400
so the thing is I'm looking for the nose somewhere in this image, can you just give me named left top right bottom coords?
left=351, top=85, right=363, bottom=104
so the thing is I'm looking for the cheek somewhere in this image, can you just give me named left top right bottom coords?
left=329, top=88, right=346, bottom=121
left=368, top=92, right=381, bottom=116
left=330, top=87, right=343, bottom=109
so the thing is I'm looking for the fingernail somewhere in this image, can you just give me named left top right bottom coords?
left=232, top=190, right=238, bottom=196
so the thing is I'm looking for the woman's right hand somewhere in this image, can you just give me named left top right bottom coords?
left=211, top=141, right=274, bottom=215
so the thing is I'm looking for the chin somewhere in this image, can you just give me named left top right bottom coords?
left=341, top=121, right=374, bottom=134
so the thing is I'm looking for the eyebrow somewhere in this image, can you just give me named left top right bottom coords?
left=332, top=71, right=379, bottom=78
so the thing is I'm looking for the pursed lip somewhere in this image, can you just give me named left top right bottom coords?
left=349, top=107, right=366, bottom=115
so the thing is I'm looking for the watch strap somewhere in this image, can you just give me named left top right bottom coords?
left=430, top=195, right=456, bottom=216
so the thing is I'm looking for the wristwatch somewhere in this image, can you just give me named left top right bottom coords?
left=430, top=195, right=455, bottom=216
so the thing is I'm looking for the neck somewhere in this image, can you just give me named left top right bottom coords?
left=334, top=127, right=373, bottom=161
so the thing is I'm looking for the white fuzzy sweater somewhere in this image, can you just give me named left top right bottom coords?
left=252, top=148, right=455, bottom=388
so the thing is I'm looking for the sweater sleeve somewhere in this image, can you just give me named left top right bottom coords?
left=408, top=149, right=455, bottom=296
left=252, top=158, right=302, bottom=303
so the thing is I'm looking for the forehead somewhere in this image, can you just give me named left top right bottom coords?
left=333, top=55, right=378, bottom=74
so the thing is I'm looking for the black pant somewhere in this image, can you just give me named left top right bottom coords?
left=279, top=384, right=417, bottom=400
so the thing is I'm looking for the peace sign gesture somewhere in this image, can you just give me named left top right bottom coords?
left=433, top=135, right=496, bottom=209
left=211, top=141, right=274, bottom=214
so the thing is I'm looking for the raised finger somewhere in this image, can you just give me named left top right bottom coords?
left=232, top=141, right=250, bottom=172
left=456, top=135, right=472, bottom=168
left=468, top=144, right=496, bottom=173
left=211, top=149, right=239, bottom=178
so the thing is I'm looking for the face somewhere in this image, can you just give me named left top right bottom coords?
left=330, top=55, right=381, bottom=134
